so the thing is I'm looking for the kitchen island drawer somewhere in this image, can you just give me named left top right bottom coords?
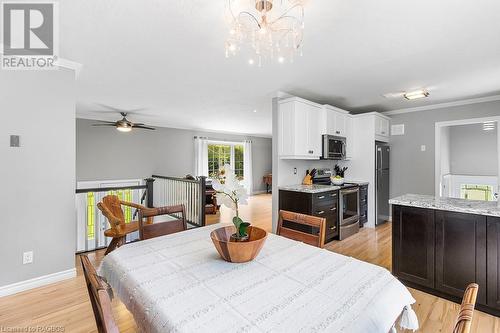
left=312, top=191, right=337, bottom=206
left=359, top=210, right=368, bottom=223
left=312, top=205, right=337, bottom=217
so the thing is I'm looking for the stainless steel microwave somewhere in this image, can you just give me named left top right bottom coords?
left=322, top=135, right=346, bottom=160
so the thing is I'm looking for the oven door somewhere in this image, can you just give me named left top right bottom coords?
left=323, top=136, right=346, bottom=160
left=340, top=188, right=359, bottom=225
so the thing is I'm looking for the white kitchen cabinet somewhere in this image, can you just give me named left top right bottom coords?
left=345, top=115, right=354, bottom=159
left=278, top=98, right=322, bottom=159
left=375, top=116, right=390, bottom=138
left=322, top=105, right=349, bottom=137
left=334, top=112, right=346, bottom=136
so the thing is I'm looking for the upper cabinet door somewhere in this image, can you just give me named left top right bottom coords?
left=344, top=116, right=354, bottom=159
left=278, top=99, right=321, bottom=159
left=375, top=116, right=390, bottom=137
left=306, top=104, right=321, bottom=157
left=293, top=101, right=311, bottom=157
left=334, top=112, right=346, bottom=136
left=326, top=110, right=336, bottom=135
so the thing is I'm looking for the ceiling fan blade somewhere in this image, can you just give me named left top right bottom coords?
left=92, top=120, right=116, bottom=124
left=92, top=123, right=116, bottom=127
left=132, top=125, right=156, bottom=130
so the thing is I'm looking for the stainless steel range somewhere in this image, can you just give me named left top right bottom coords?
left=312, top=168, right=360, bottom=240
left=339, top=186, right=360, bottom=240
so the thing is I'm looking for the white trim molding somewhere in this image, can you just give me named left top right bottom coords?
left=0, top=268, right=76, bottom=298
left=383, top=95, right=500, bottom=116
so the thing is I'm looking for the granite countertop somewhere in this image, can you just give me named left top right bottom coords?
left=389, top=194, right=500, bottom=217
left=278, top=184, right=341, bottom=194
left=345, top=180, right=370, bottom=186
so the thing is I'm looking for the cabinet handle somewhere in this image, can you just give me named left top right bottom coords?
left=308, top=150, right=314, bottom=154
left=336, top=131, right=340, bottom=134
left=382, top=131, right=386, bottom=134
left=330, top=207, right=336, bottom=211
left=330, top=193, right=337, bottom=197
left=317, top=211, right=325, bottom=215
left=330, top=226, right=336, bottom=230
left=318, top=195, right=325, bottom=199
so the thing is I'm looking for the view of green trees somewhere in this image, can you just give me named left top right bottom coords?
left=208, top=143, right=244, bottom=180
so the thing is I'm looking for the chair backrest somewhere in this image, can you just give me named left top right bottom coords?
left=97, top=195, right=125, bottom=231
left=277, top=210, right=326, bottom=248
left=453, top=283, right=479, bottom=333
left=138, top=204, right=187, bottom=240
left=80, top=255, right=119, bottom=333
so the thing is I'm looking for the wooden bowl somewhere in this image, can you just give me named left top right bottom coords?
left=210, top=226, right=268, bottom=263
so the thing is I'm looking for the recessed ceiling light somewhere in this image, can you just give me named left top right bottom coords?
left=248, top=59, right=255, bottom=65
left=483, top=121, right=496, bottom=131
left=278, top=56, right=285, bottom=63
left=404, top=90, right=429, bottom=100
left=253, top=109, right=257, bottom=113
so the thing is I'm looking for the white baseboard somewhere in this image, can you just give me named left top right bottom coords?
left=0, top=268, right=76, bottom=298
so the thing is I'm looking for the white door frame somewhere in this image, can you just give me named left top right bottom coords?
left=434, top=116, right=500, bottom=197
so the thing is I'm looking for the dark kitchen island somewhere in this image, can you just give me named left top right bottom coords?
left=390, top=194, right=500, bottom=317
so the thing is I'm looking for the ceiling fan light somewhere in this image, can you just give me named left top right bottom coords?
left=116, top=125, right=132, bottom=132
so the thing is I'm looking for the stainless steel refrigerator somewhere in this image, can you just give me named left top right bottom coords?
left=375, top=143, right=390, bottom=226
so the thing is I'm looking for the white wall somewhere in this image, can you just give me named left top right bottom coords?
left=0, top=70, right=76, bottom=288
left=449, top=123, right=498, bottom=176
left=388, top=100, right=500, bottom=198
left=76, top=119, right=272, bottom=194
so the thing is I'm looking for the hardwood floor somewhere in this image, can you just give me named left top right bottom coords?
left=205, top=193, right=273, bottom=232
left=1, top=193, right=499, bottom=332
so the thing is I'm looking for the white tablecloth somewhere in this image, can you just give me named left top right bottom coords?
left=100, top=224, right=417, bottom=333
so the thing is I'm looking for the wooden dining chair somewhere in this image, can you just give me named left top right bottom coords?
left=97, top=195, right=152, bottom=255
left=80, top=255, right=119, bottom=333
left=138, top=204, right=187, bottom=240
left=452, top=283, right=479, bottom=333
left=277, top=210, right=326, bottom=248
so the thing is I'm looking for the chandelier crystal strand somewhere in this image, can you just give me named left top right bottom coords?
left=225, top=0, right=305, bottom=65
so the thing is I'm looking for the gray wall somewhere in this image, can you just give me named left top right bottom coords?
left=449, top=123, right=497, bottom=176
left=76, top=119, right=272, bottom=193
left=389, top=100, right=500, bottom=198
left=1, top=71, right=75, bottom=287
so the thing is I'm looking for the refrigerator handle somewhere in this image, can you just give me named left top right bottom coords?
left=376, top=147, right=382, bottom=170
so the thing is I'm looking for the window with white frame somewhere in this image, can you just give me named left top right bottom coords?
left=207, top=142, right=245, bottom=180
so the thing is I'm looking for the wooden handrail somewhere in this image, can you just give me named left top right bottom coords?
left=152, top=174, right=201, bottom=183
left=76, top=184, right=147, bottom=194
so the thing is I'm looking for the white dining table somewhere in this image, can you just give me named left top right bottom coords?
left=100, top=224, right=418, bottom=333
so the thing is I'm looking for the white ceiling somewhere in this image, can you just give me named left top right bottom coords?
left=61, top=0, right=500, bottom=136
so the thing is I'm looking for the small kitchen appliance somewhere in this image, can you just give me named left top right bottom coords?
left=322, top=135, right=347, bottom=160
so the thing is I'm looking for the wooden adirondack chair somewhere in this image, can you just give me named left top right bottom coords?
left=97, top=195, right=151, bottom=255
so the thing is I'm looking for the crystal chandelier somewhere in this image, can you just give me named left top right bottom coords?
left=225, top=0, right=305, bottom=66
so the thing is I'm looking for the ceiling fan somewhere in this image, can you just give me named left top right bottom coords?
left=92, top=112, right=156, bottom=132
